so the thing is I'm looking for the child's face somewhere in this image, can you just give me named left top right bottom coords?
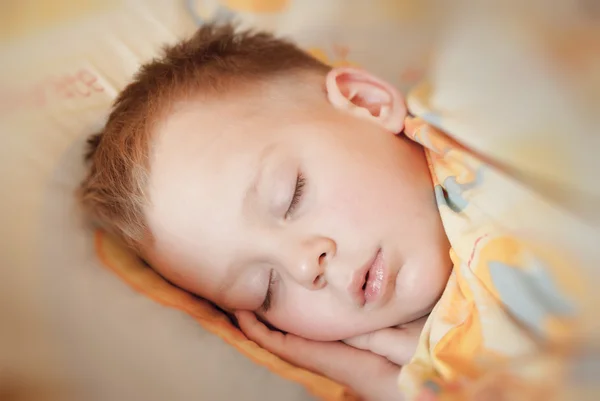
left=145, top=69, right=451, bottom=341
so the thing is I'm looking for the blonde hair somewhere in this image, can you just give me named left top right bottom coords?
left=78, top=23, right=329, bottom=248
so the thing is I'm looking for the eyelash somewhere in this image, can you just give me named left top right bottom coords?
left=260, top=270, right=276, bottom=312
left=285, top=172, right=306, bottom=219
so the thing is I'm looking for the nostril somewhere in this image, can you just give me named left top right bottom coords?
left=319, top=252, right=327, bottom=264
left=313, top=273, right=325, bottom=287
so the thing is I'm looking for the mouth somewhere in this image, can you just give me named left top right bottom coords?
left=349, top=248, right=386, bottom=307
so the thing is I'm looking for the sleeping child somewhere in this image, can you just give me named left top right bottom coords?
left=79, top=24, right=596, bottom=401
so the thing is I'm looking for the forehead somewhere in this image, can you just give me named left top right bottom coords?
left=147, top=97, right=264, bottom=247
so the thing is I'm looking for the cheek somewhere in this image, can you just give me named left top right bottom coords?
left=398, top=259, right=450, bottom=312
left=318, top=169, right=402, bottom=233
left=305, top=137, right=412, bottom=229
left=266, top=289, right=364, bottom=341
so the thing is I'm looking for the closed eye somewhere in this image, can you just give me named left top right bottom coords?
left=285, top=172, right=305, bottom=219
left=260, top=269, right=276, bottom=312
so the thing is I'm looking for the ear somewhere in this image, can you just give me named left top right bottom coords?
left=326, top=67, right=406, bottom=133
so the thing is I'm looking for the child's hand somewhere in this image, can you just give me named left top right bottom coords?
left=235, top=311, right=403, bottom=401
left=342, top=316, right=427, bottom=366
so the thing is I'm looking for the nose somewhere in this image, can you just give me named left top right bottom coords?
left=287, top=236, right=336, bottom=290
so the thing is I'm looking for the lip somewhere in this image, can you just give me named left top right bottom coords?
left=348, top=248, right=386, bottom=307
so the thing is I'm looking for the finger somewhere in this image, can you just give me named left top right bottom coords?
left=236, top=311, right=287, bottom=351
left=236, top=311, right=332, bottom=369
left=343, top=331, right=372, bottom=350
left=236, top=310, right=319, bottom=365
left=344, top=328, right=417, bottom=365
